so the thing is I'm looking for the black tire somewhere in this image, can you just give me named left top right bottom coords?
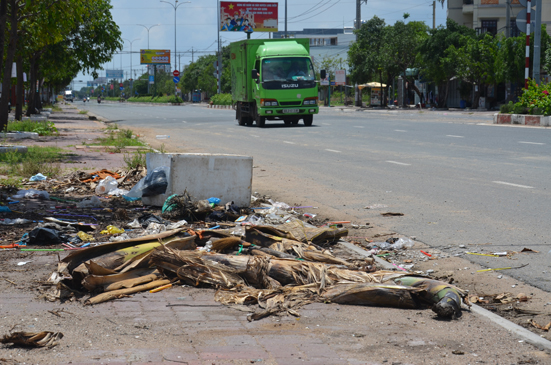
left=257, top=116, right=266, bottom=128
left=284, top=119, right=292, bottom=125
left=237, top=106, right=246, bottom=126
left=304, top=115, right=313, bottom=126
left=291, top=119, right=299, bottom=125
left=246, top=117, right=254, bottom=126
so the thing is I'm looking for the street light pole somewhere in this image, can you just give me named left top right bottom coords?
left=160, top=0, right=191, bottom=71
left=123, top=38, right=140, bottom=97
left=137, top=24, right=160, bottom=49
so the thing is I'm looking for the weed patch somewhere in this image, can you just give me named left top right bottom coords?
left=123, top=149, right=148, bottom=169
left=0, top=146, right=66, bottom=177
left=5, top=120, right=58, bottom=136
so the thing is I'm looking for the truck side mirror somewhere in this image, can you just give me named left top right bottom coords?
left=320, top=70, right=326, bottom=80
left=252, top=69, right=259, bottom=80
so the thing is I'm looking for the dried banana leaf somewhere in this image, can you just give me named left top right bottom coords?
left=85, top=279, right=171, bottom=305
left=62, top=228, right=185, bottom=272
left=82, top=268, right=160, bottom=292
left=393, top=276, right=468, bottom=319
left=1, top=331, right=63, bottom=348
left=210, top=237, right=242, bottom=252
left=321, top=283, right=423, bottom=308
left=277, top=220, right=349, bottom=244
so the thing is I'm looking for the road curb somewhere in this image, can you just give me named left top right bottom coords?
left=338, top=241, right=551, bottom=353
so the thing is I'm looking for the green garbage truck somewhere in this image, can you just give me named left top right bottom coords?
left=230, top=38, right=320, bottom=127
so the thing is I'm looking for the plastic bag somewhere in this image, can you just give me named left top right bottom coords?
left=0, top=218, right=31, bottom=225
left=142, top=166, right=169, bottom=197
left=124, top=166, right=169, bottom=200
left=108, top=188, right=129, bottom=197
left=29, top=173, right=47, bottom=182
left=77, top=231, right=95, bottom=242
left=391, top=237, right=415, bottom=250
left=28, top=227, right=65, bottom=245
left=268, top=199, right=290, bottom=210
left=166, top=220, right=188, bottom=230
left=95, top=176, right=118, bottom=195
left=100, top=225, right=125, bottom=234
left=77, top=196, right=102, bottom=208
left=12, top=189, right=50, bottom=200
left=208, top=197, right=221, bottom=206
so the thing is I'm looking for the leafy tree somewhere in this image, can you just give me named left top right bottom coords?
left=417, top=19, right=476, bottom=108
left=447, top=34, right=498, bottom=108
left=348, top=16, right=386, bottom=85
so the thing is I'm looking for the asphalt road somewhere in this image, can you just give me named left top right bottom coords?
left=81, top=101, right=551, bottom=292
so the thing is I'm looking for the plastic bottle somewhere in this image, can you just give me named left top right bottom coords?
left=95, top=176, right=118, bottom=195
left=156, top=135, right=170, bottom=139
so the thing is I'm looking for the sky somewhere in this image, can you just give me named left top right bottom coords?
left=73, top=0, right=448, bottom=88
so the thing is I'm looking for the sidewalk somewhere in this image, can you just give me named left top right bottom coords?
left=0, top=105, right=550, bottom=364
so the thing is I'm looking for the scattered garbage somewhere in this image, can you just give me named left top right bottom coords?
left=30, top=173, right=47, bottom=181
left=0, top=218, right=31, bottom=225
left=95, top=176, right=118, bottom=195
left=12, top=189, right=50, bottom=200
left=77, top=196, right=102, bottom=208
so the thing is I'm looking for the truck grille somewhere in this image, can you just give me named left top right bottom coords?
left=279, top=101, right=302, bottom=106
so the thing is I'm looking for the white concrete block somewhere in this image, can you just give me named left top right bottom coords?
left=142, top=153, right=253, bottom=207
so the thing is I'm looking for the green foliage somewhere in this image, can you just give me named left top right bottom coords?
left=6, top=120, right=58, bottom=136
left=123, top=150, right=147, bottom=169
left=500, top=101, right=514, bottom=114
left=126, top=95, right=183, bottom=103
left=92, top=129, right=146, bottom=148
left=0, top=146, right=65, bottom=177
left=210, top=93, right=232, bottom=105
left=348, top=16, right=386, bottom=84
left=514, top=80, right=551, bottom=115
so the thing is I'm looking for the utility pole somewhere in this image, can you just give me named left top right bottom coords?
left=355, top=0, right=368, bottom=40
left=191, top=47, right=194, bottom=63
left=432, top=1, right=436, bottom=29
left=285, top=0, right=287, bottom=38
left=217, top=0, right=221, bottom=94
left=160, top=0, right=191, bottom=72
left=506, top=0, right=510, bottom=38
left=534, top=0, right=542, bottom=84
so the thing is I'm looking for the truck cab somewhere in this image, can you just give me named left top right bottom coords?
left=230, top=39, right=319, bottom=127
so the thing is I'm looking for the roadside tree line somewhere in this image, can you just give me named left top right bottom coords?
left=0, top=0, right=121, bottom=130
left=348, top=16, right=551, bottom=108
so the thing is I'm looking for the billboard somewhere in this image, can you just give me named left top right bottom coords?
left=106, top=70, right=124, bottom=78
left=140, top=50, right=171, bottom=65
left=335, top=70, right=346, bottom=86
left=220, top=2, right=278, bottom=32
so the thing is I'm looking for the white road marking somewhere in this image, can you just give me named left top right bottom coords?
left=395, top=129, right=406, bottom=132
left=446, top=135, right=464, bottom=138
left=325, top=149, right=341, bottom=153
left=353, top=126, right=365, bottom=128
left=283, top=141, right=295, bottom=144
left=493, top=181, right=534, bottom=189
left=250, top=134, right=260, bottom=138
left=322, top=123, right=331, bottom=126
left=386, top=161, right=411, bottom=166
left=519, top=141, right=545, bottom=145
left=182, top=121, right=187, bottom=123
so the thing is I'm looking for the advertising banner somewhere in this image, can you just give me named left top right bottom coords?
left=220, top=2, right=278, bottom=32
left=140, top=50, right=171, bottom=65
left=335, top=70, right=346, bottom=86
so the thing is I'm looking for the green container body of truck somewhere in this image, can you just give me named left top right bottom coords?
left=230, top=38, right=319, bottom=127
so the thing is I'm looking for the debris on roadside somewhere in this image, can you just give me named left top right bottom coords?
left=1, top=169, right=471, bottom=323
left=0, top=331, right=64, bottom=348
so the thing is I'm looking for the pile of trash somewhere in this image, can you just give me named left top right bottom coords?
left=1, top=169, right=470, bottom=321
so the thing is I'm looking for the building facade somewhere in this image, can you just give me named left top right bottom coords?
left=448, top=0, right=551, bottom=37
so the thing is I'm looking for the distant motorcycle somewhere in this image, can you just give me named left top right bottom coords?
left=97, top=97, right=101, bottom=104
left=83, top=97, right=87, bottom=103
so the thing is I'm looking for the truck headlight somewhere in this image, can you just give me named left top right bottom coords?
left=261, top=99, right=278, bottom=107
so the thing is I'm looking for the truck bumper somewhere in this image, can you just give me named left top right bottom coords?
left=259, top=106, right=319, bottom=117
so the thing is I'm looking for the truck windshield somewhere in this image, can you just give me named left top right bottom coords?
left=262, top=57, right=316, bottom=89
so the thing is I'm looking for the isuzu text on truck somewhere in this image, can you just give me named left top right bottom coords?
left=230, top=39, right=320, bottom=127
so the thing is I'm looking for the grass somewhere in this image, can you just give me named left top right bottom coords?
left=84, top=126, right=147, bottom=153
left=126, top=95, right=183, bottom=104
left=0, top=146, right=66, bottom=178
left=79, top=110, right=88, bottom=114
left=5, top=120, right=58, bottom=136
left=123, top=149, right=148, bottom=169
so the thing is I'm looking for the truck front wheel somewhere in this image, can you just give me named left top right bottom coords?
left=257, top=116, right=266, bottom=128
left=237, top=107, right=246, bottom=126
left=303, top=115, right=313, bottom=126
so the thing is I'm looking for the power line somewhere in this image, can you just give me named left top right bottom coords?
left=289, top=0, right=342, bottom=23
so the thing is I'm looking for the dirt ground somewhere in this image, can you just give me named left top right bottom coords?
left=1, top=104, right=551, bottom=364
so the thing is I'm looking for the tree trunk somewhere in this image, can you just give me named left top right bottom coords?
left=0, top=0, right=18, bottom=131
left=26, top=53, right=39, bottom=116
left=406, top=76, right=423, bottom=101
left=0, top=0, right=8, bottom=74
left=15, top=53, right=23, bottom=120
